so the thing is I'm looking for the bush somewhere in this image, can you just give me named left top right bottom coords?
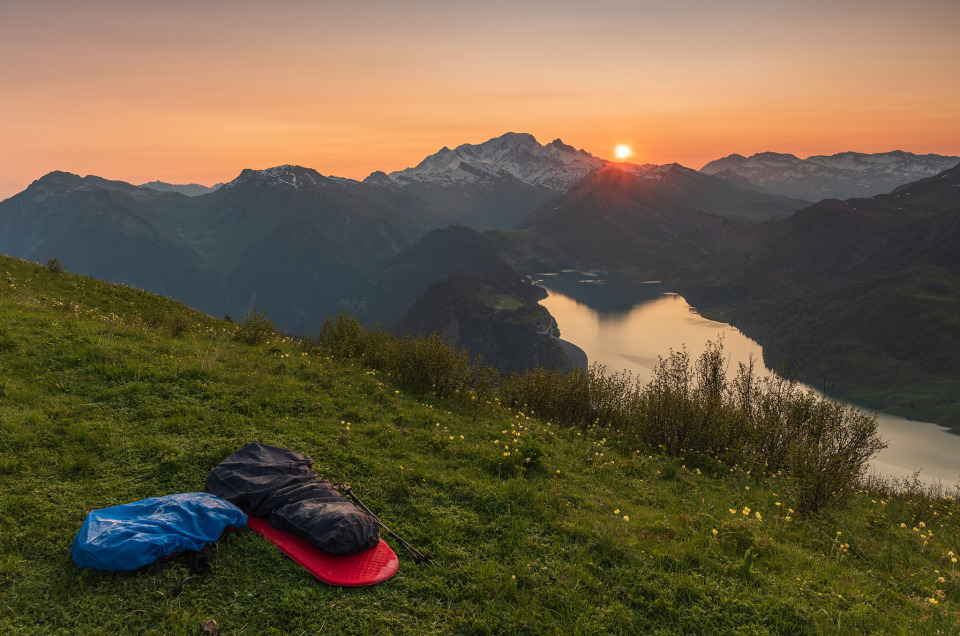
left=46, top=258, right=63, bottom=274
left=311, top=316, right=885, bottom=515
left=314, top=313, right=496, bottom=405
left=166, top=311, right=190, bottom=337
left=234, top=310, right=275, bottom=345
left=502, top=339, right=885, bottom=514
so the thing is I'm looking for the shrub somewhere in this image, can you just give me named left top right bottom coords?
left=311, top=316, right=885, bottom=515
left=234, top=310, right=275, bottom=345
left=315, top=313, right=496, bottom=405
left=503, top=339, right=885, bottom=514
left=46, top=258, right=63, bottom=274
left=166, top=311, right=190, bottom=337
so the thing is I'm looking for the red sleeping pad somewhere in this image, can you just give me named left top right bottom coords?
left=247, top=516, right=398, bottom=586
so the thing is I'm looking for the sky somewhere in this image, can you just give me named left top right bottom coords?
left=2, top=0, right=959, bottom=200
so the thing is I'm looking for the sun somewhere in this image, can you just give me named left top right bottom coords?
left=614, top=144, right=633, bottom=160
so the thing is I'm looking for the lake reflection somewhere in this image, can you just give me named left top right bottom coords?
left=538, top=282, right=960, bottom=486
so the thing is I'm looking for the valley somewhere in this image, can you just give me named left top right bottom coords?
left=1, top=133, right=957, bottom=427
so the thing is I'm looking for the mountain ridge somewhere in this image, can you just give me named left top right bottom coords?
left=701, top=150, right=960, bottom=200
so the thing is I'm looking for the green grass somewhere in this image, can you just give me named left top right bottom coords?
left=2, top=254, right=960, bottom=634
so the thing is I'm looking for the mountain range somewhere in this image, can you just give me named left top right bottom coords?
left=1, top=132, right=958, bottom=424
left=0, top=133, right=813, bottom=330
left=701, top=151, right=960, bottom=201
left=140, top=180, right=223, bottom=196
left=0, top=165, right=450, bottom=330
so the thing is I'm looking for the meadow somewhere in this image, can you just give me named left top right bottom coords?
left=1, top=254, right=958, bottom=634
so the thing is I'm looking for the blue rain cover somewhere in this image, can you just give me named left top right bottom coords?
left=71, top=492, right=247, bottom=571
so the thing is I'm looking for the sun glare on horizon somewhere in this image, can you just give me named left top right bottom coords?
left=614, top=144, right=633, bottom=160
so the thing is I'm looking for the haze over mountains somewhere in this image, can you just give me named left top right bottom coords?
left=1, top=132, right=958, bottom=423
left=701, top=151, right=960, bottom=201
left=140, top=181, right=223, bottom=196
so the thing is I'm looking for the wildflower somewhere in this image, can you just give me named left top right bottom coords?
left=614, top=509, right=620, bottom=514
left=712, top=529, right=718, bottom=536
left=503, top=452, right=510, bottom=456
left=743, top=507, right=751, bottom=516
left=729, top=509, right=737, bottom=515
left=900, top=523, right=907, bottom=528
left=755, top=512, right=762, bottom=521
left=623, top=516, right=630, bottom=522
left=775, top=502, right=782, bottom=507
left=785, top=516, right=791, bottom=522
left=929, top=598, right=939, bottom=605
left=953, top=558, right=958, bottom=564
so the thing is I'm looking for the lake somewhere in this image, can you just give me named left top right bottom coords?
left=535, top=272, right=960, bottom=487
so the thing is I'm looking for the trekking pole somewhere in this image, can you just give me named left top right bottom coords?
left=338, top=484, right=433, bottom=565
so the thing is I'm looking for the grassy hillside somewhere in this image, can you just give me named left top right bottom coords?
left=2, top=255, right=960, bottom=634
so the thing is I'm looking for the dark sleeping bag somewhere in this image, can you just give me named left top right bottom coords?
left=206, top=443, right=379, bottom=555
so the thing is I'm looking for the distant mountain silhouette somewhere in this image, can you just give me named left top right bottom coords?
left=497, top=163, right=806, bottom=275
left=140, top=180, right=223, bottom=196
left=701, top=151, right=960, bottom=201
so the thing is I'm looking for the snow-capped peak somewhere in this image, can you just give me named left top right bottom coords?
left=386, top=132, right=607, bottom=192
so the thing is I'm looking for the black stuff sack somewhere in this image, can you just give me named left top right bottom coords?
left=206, top=443, right=379, bottom=555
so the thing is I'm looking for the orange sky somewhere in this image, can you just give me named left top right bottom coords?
left=2, top=0, right=959, bottom=200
